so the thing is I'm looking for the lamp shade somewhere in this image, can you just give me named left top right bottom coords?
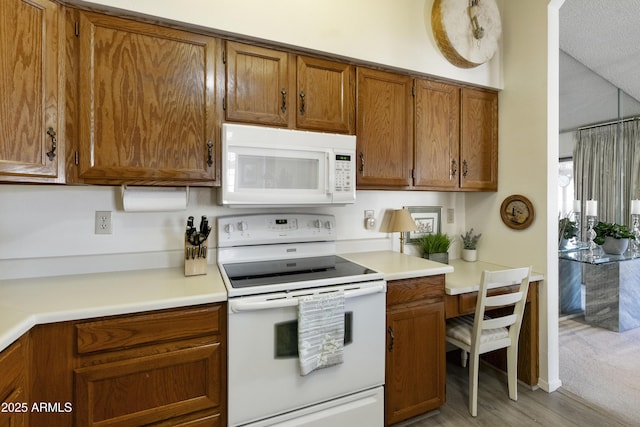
left=388, top=209, right=418, bottom=232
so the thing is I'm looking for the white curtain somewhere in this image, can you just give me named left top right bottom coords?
left=574, top=119, right=640, bottom=227
left=623, top=120, right=640, bottom=203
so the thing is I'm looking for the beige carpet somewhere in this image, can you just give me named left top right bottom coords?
left=559, top=315, right=640, bottom=426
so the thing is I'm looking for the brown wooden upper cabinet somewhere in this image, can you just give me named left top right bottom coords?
left=459, top=87, right=498, bottom=191
left=414, top=79, right=460, bottom=190
left=71, top=12, right=219, bottom=186
left=356, top=68, right=414, bottom=188
left=416, top=83, right=498, bottom=191
left=0, top=0, right=63, bottom=183
left=224, top=41, right=355, bottom=134
left=357, top=67, right=498, bottom=191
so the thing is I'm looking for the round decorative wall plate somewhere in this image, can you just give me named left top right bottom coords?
left=431, top=0, right=502, bottom=69
left=500, top=195, right=534, bottom=230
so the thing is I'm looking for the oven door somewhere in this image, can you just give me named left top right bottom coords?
left=227, top=281, right=386, bottom=427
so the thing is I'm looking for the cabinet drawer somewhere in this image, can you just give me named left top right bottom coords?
left=387, top=275, right=445, bottom=306
left=76, top=305, right=221, bottom=354
left=74, top=343, right=221, bottom=426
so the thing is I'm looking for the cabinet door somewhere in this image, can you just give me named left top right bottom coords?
left=77, top=12, right=217, bottom=185
left=356, top=68, right=413, bottom=188
left=385, top=302, right=445, bottom=425
left=0, top=337, right=28, bottom=427
left=414, top=79, right=460, bottom=189
left=296, top=56, right=354, bottom=134
left=460, top=87, right=498, bottom=191
left=225, top=41, right=293, bottom=127
left=0, top=0, right=61, bottom=183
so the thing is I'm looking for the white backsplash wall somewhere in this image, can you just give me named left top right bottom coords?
left=0, top=185, right=466, bottom=280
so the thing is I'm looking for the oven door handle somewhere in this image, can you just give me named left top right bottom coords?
left=229, top=283, right=385, bottom=313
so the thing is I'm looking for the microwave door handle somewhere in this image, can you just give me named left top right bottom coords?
left=326, top=152, right=332, bottom=196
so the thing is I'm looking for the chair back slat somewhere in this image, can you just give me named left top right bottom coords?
left=486, top=292, right=523, bottom=308
left=482, top=314, right=517, bottom=330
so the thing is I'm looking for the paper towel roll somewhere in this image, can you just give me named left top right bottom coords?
left=121, top=186, right=189, bottom=212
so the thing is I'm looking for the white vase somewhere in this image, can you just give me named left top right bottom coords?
left=462, top=249, right=477, bottom=262
left=601, top=236, right=629, bottom=255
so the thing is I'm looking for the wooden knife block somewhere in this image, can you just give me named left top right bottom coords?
left=184, top=236, right=208, bottom=277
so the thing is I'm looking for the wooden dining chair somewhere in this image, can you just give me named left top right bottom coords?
left=445, top=266, right=532, bottom=417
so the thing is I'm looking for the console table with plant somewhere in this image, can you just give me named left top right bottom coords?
left=559, top=222, right=640, bottom=331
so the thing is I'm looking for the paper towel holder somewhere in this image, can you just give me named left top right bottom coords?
left=120, top=185, right=190, bottom=212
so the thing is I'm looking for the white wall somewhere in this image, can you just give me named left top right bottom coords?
left=466, top=0, right=559, bottom=392
left=73, top=0, right=503, bottom=89
left=0, top=185, right=465, bottom=279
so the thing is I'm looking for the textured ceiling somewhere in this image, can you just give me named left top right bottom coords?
left=560, top=0, right=640, bottom=104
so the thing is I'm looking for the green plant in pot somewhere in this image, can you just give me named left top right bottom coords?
left=418, top=232, right=453, bottom=264
left=558, top=216, right=578, bottom=248
left=593, top=221, right=635, bottom=255
left=460, top=228, right=481, bottom=262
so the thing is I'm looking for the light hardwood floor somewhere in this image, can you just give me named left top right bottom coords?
left=401, top=355, right=630, bottom=427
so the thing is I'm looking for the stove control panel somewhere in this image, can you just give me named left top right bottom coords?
left=217, top=213, right=336, bottom=247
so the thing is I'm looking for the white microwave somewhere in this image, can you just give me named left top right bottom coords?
left=219, top=123, right=356, bottom=207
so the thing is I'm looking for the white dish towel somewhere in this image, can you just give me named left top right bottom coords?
left=298, top=290, right=345, bottom=376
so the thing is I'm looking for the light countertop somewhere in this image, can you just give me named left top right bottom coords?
left=340, top=251, right=544, bottom=296
left=0, top=265, right=227, bottom=352
left=0, top=253, right=544, bottom=353
left=446, top=259, right=545, bottom=295
left=340, top=250, right=454, bottom=280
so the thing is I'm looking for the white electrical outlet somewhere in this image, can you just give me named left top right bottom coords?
left=95, top=211, right=112, bottom=234
left=447, top=208, right=455, bottom=224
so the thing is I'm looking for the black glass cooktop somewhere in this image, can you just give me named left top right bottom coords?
left=223, top=255, right=377, bottom=288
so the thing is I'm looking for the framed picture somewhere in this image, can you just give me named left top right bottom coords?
left=404, top=206, right=442, bottom=244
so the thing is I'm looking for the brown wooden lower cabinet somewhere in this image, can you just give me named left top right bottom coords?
left=29, top=303, right=226, bottom=427
left=0, top=335, right=29, bottom=427
left=385, top=276, right=446, bottom=426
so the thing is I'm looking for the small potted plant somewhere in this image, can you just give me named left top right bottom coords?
left=593, top=221, right=635, bottom=254
left=418, top=232, right=453, bottom=264
left=558, top=216, right=578, bottom=249
left=460, top=228, right=481, bottom=262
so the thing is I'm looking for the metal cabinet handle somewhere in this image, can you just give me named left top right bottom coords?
left=207, top=140, right=214, bottom=167
left=359, top=152, right=364, bottom=174
left=299, top=91, right=305, bottom=115
left=387, top=326, right=395, bottom=352
left=281, top=89, right=287, bottom=113
left=451, top=159, right=458, bottom=179
left=46, top=127, right=57, bottom=161
left=462, top=159, right=468, bottom=177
